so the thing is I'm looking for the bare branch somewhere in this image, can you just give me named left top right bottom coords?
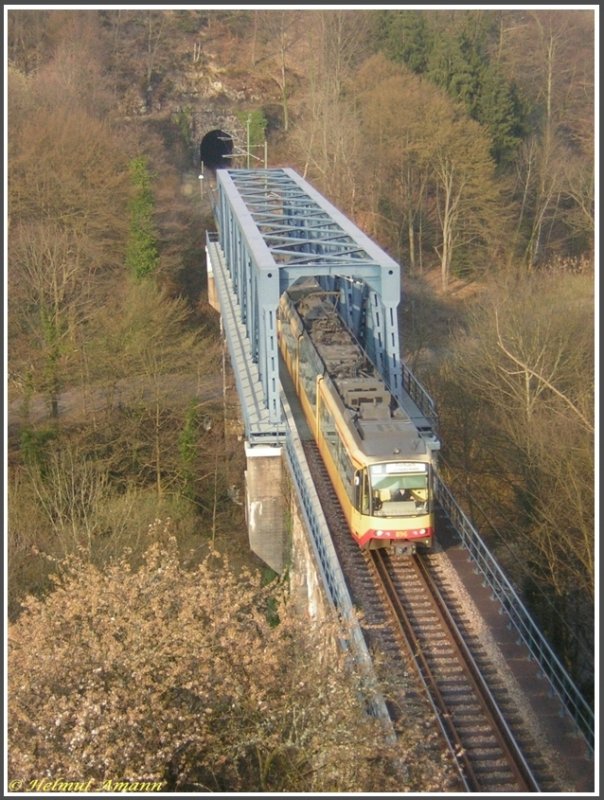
left=494, top=310, right=593, bottom=432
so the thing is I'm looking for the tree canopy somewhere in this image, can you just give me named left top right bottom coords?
left=8, top=531, right=451, bottom=792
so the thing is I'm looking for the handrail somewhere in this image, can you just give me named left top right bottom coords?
left=280, top=393, right=396, bottom=740
left=433, top=471, right=594, bottom=753
left=400, top=361, right=439, bottom=433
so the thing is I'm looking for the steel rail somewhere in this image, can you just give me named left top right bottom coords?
left=369, top=550, right=541, bottom=793
left=367, top=550, right=474, bottom=792
left=415, top=554, right=541, bottom=793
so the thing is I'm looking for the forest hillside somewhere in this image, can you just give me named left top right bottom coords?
left=6, top=8, right=595, bottom=791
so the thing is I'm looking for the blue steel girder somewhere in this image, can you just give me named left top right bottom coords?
left=214, top=168, right=404, bottom=431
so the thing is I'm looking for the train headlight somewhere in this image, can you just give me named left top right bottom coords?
left=406, top=528, right=432, bottom=539
left=376, top=530, right=384, bottom=537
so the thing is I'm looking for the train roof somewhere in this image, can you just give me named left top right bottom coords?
left=335, top=376, right=429, bottom=458
left=289, top=290, right=431, bottom=460
left=325, top=374, right=430, bottom=459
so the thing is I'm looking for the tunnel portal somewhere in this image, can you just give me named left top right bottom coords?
left=200, top=129, right=233, bottom=172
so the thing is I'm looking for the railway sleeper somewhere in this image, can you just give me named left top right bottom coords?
left=455, top=732, right=501, bottom=747
left=483, top=784, right=521, bottom=794
left=447, top=719, right=496, bottom=736
left=403, top=597, right=433, bottom=607
left=462, top=738, right=507, bottom=753
left=434, top=668, right=471, bottom=680
left=428, top=658, right=463, bottom=669
left=430, top=652, right=465, bottom=665
left=438, top=670, right=468, bottom=689
left=474, top=768, right=517, bottom=783
left=444, top=696, right=484, bottom=708
left=438, top=680, right=475, bottom=693
left=476, top=775, right=519, bottom=786
left=438, top=684, right=479, bottom=697
left=479, top=780, right=519, bottom=793
left=418, top=644, right=457, bottom=657
left=462, top=739, right=504, bottom=755
left=420, top=634, right=455, bottom=645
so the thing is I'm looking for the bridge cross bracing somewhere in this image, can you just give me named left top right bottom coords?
left=208, top=167, right=403, bottom=442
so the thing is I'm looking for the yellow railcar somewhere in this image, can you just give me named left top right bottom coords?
left=279, top=288, right=435, bottom=555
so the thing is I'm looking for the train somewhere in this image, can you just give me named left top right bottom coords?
left=278, top=284, right=437, bottom=555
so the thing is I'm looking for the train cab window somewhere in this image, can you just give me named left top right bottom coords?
left=369, top=462, right=430, bottom=516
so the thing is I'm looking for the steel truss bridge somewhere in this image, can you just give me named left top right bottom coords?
left=207, top=167, right=438, bottom=445
left=204, top=167, right=593, bottom=755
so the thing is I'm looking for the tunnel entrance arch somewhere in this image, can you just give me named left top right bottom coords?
left=200, top=129, right=233, bottom=173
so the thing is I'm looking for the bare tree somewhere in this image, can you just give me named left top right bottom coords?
left=429, top=114, right=503, bottom=289
left=499, top=10, right=595, bottom=267
left=288, top=13, right=368, bottom=212
left=494, top=310, right=593, bottom=434
left=436, top=269, right=594, bottom=682
left=8, top=223, right=94, bottom=417
left=355, top=55, right=504, bottom=287
left=8, top=101, right=131, bottom=251
left=252, top=10, right=303, bottom=132
left=90, top=279, right=220, bottom=498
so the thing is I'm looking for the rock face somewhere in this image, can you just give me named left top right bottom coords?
left=193, top=113, right=243, bottom=167
left=123, top=18, right=273, bottom=168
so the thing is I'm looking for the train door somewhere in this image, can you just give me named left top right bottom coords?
left=354, top=468, right=371, bottom=515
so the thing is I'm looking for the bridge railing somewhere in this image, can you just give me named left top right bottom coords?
left=280, top=394, right=395, bottom=739
left=400, top=361, right=439, bottom=433
left=433, top=471, right=594, bottom=754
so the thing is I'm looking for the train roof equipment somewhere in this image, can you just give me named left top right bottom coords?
left=290, top=288, right=440, bottom=457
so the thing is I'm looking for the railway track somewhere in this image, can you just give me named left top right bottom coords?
left=302, top=439, right=561, bottom=793
left=368, top=549, right=539, bottom=793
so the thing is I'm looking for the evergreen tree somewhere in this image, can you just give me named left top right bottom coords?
left=126, top=156, right=159, bottom=281
left=427, top=15, right=487, bottom=116
left=373, top=10, right=431, bottom=73
left=426, top=13, right=527, bottom=167
left=178, top=402, right=200, bottom=503
left=477, top=67, right=527, bottom=166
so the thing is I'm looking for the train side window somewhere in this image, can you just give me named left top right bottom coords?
left=355, top=469, right=370, bottom=514
left=363, top=470, right=371, bottom=514
left=320, top=398, right=337, bottom=447
left=336, top=439, right=355, bottom=503
left=299, top=332, right=323, bottom=406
